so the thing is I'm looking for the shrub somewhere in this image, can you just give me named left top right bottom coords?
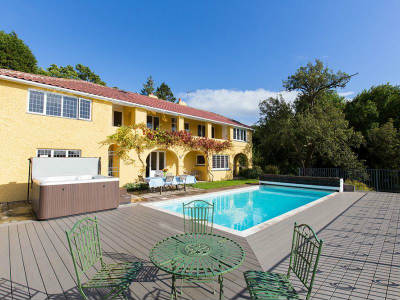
left=264, top=165, right=280, bottom=174
left=344, top=179, right=374, bottom=191
left=124, top=182, right=149, bottom=192
left=239, top=166, right=263, bottom=179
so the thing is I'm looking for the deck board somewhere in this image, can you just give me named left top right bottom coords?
left=0, top=191, right=399, bottom=299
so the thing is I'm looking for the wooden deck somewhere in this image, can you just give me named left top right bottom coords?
left=0, top=191, right=399, bottom=299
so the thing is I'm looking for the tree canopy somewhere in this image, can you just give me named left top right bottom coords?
left=284, top=59, right=355, bottom=111
left=140, top=76, right=155, bottom=95
left=39, top=64, right=106, bottom=85
left=155, top=82, right=176, bottom=102
left=0, top=31, right=38, bottom=73
left=254, top=60, right=364, bottom=174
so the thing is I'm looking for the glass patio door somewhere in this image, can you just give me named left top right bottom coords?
left=148, top=151, right=165, bottom=177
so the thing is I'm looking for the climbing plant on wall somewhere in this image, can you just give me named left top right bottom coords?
left=102, top=123, right=232, bottom=179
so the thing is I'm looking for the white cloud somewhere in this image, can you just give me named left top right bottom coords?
left=179, top=89, right=298, bottom=125
left=338, top=91, right=354, bottom=98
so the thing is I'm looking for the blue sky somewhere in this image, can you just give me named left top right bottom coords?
left=2, top=1, right=399, bottom=124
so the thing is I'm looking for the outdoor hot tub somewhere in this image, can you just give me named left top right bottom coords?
left=28, top=157, right=119, bottom=220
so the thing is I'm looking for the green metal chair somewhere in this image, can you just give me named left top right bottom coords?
left=66, top=217, right=142, bottom=299
left=244, top=223, right=323, bottom=300
left=179, top=200, right=215, bottom=295
left=183, top=200, right=214, bottom=234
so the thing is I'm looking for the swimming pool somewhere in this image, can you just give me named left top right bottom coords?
left=147, top=185, right=333, bottom=236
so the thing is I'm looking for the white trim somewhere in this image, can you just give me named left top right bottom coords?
left=2, top=75, right=252, bottom=130
left=260, top=180, right=341, bottom=191
left=143, top=185, right=336, bottom=237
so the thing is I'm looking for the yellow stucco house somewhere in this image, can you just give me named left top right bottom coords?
left=0, top=69, right=252, bottom=203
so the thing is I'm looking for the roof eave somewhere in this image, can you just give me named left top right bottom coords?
left=0, top=75, right=253, bottom=130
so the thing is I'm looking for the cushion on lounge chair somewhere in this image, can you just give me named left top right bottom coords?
left=244, top=271, right=299, bottom=299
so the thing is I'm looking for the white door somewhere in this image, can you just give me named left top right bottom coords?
left=149, top=151, right=166, bottom=177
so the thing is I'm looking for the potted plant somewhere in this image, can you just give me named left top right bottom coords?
left=162, top=168, right=168, bottom=177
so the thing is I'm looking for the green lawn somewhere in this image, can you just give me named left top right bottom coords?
left=192, top=179, right=258, bottom=189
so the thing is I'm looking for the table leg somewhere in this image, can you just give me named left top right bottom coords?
left=218, top=275, right=224, bottom=300
left=171, top=274, right=177, bottom=300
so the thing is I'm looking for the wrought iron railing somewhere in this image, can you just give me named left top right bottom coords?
left=298, top=168, right=400, bottom=192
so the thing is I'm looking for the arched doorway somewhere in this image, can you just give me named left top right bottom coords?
left=183, top=151, right=206, bottom=180
left=233, top=153, right=248, bottom=176
left=108, top=145, right=120, bottom=177
left=145, top=149, right=179, bottom=177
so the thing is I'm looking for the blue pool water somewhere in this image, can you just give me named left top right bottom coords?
left=155, top=185, right=332, bottom=231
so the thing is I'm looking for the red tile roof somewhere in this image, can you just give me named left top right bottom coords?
left=0, top=69, right=251, bottom=129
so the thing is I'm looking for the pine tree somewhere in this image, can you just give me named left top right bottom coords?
left=140, top=76, right=155, bottom=95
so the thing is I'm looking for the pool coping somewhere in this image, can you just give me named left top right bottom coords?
left=141, top=185, right=338, bottom=237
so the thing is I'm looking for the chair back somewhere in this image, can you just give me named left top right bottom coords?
left=165, top=175, right=174, bottom=183
left=183, top=200, right=214, bottom=234
left=154, top=170, right=163, bottom=177
left=288, top=223, right=323, bottom=299
left=66, top=217, right=103, bottom=286
left=179, top=175, right=187, bottom=183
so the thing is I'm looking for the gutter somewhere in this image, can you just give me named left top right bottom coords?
left=0, top=75, right=253, bottom=130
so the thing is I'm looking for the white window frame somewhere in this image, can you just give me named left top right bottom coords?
left=196, top=155, right=206, bottom=166
left=233, top=128, right=247, bottom=142
left=171, top=117, right=177, bottom=132
left=212, top=155, right=229, bottom=170
left=36, top=149, right=81, bottom=158
left=27, top=89, right=92, bottom=121
left=147, top=115, right=160, bottom=130
left=184, top=122, right=190, bottom=132
left=112, top=107, right=123, bottom=127
left=198, top=124, right=206, bottom=137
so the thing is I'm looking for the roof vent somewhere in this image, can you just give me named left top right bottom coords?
left=148, top=93, right=158, bottom=99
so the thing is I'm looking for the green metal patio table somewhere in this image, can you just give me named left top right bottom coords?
left=149, top=232, right=245, bottom=300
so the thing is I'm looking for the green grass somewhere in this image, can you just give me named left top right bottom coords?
left=192, top=179, right=258, bottom=189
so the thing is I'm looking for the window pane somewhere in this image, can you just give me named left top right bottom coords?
left=29, top=91, right=44, bottom=113
left=147, top=116, right=153, bottom=129
left=113, top=111, right=122, bottom=127
left=171, top=118, right=176, bottom=132
left=63, top=96, right=78, bottom=118
left=158, top=152, right=165, bottom=170
left=79, top=99, right=91, bottom=120
left=184, top=123, right=189, bottom=132
left=37, top=149, right=51, bottom=157
left=197, top=155, right=205, bottom=165
left=154, top=117, right=159, bottom=130
left=212, top=127, right=215, bottom=138
left=151, top=152, right=157, bottom=170
left=68, top=150, right=81, bottom=157
left=53, top=150, right=67, bottom=157
left=46, top=93, right=62, bottom=116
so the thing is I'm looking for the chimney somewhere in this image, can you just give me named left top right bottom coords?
left=177, top=98, right=187, bottom=106
left=148, top=93, right=158, bottom=99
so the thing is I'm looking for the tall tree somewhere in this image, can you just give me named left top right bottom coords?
left=155, top=82, right=176, bottom=102
left=283, top=59, right=356, bottom=111
left=366, top=120, right=400, bottom=169
left=254, top=60, right=364, bottom=173
left=40, top=64, right=106, bottom=85
left=345, top=84, right=400, bottom=134
left=140, top=76, right=155, bottom=95
left=0, top=31, right=38, bottom=73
